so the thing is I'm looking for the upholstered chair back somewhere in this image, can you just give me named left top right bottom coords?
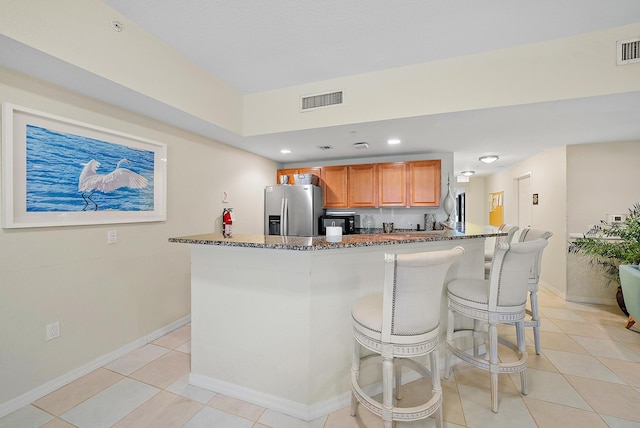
left=518, top=228, right=553, bottom=283
left=383, top=247, right=464, bottom=341
left=488, top=239, right=548, bottom=310
left=496, top=224, right=519, bottom=247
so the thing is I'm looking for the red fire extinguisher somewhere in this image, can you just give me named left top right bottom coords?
left=223, top=208, right=233, bottom=238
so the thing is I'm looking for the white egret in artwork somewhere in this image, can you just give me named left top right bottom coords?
left=78, top=159, right=148, bottom=211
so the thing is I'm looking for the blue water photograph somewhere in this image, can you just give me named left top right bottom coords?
left=26, top=125, right=155, bottom=212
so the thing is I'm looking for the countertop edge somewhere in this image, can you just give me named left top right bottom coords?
left=169, top=225, right=505, bottom=251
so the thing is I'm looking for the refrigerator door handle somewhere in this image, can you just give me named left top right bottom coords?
left=281, top=198, right=287, bottom=236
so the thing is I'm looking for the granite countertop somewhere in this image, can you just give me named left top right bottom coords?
left=169, top=223, right=505, bottom=251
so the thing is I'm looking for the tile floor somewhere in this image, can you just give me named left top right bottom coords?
left=2, top=288, right=640, bottom=428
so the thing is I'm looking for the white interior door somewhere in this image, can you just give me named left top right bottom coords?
left=518, top=175, right=532, bottom=229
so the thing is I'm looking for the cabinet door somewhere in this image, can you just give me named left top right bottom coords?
left=321, top=166, right=348, bottom=208
left=276, top=168, right=298, bottom=185
left=409, top=160, right=441, bottom=206
left=378, top=162, right=407, bottom=206
left=277, top=167, right=322, bottom=185
left=296, top=167, right=322, bottom=185
left=348, top=164, right=378, bottom=207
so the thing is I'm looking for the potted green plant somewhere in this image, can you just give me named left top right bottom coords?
left=568, top=203, right=640, bottom=315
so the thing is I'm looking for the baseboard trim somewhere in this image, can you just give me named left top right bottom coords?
left=189, top=368, right=424, bottom=422
left=189, top=372, right=349, bottom=422
left=0, top=315, right=191, bottom=419
left=539, top=280, right=566, bottom=300
left=565, top=294, right=617, bottom=305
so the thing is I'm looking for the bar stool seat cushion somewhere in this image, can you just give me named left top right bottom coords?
left=352, top=293, right=383, bottom=335
left=448, top=279, right=490, bottom=306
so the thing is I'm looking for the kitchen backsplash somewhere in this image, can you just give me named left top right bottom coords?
left=326, top=207, right=449, bottom=231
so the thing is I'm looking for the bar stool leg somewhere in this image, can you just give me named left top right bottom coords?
left=350, top=340, right=360, bottom=416
left=530, top=290, right=541, bottom=355
left=395, top=363, right=402, bottom=400
left=444, top=309, right=454, bottom=380
left=516, top=321, right=528, bottom=395
left=382, top=356, right=394, bottom=428
left=430, top=352, right=443, bottom=428
left=489, top=322, right=499, bottom=413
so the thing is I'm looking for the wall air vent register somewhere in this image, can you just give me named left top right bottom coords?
left=301, top=91, right=344, bottom=111
left=617, top=38, right=640, bottom=65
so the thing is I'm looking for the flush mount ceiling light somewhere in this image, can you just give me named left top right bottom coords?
left=387, top=139, right=401, bottom=145
left=280, top=149, right=291, bottom=154
left=461, top=170, right=475, bottom=176
left=479, top=155, right=499, bottom=164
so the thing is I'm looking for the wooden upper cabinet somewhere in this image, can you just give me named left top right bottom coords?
left=321, top=166, right=348, bottom=208
left=378, top=162, right=407, bottom=207
left=276, top=168, right=298, bottom=184
left=276, top=167, right=321, bottom=185
left=408, top=160, right=441, bottom=206
left=297, top=167, right=322, bottom=179
left=348, top=164, right=378, bottom=207
left=284, top=160, right=441, bottom=208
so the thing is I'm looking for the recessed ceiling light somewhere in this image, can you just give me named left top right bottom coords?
left=479, top=155, right=499, bottom=163
left=387, top=139, right=401, bottom=145
left=280, top=149, right=291, bottom=154
left=461, top=170, right=475, bottom=176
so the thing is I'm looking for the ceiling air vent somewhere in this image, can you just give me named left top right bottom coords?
left=353, top=142, right=369, bottom=150
left=617, top=38, right=640, bottom=65
left=301, top=91, right=343, bottom=111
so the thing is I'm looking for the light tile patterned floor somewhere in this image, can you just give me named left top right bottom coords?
left=2, top=290, right=640, bottom=428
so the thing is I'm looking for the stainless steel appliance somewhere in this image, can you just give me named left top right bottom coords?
left=264, top=185, right=323, bottom=236
left=319, top=214, right=359, bottom=235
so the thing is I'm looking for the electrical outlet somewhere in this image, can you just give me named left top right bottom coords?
left=46, top=321, right=60, bottom=341
left=107, top=230, right=118, bottom=244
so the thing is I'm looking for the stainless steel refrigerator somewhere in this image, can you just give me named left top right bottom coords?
left=264, top=185, right=323, bottom=236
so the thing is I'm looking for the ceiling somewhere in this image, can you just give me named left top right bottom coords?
left=4, top=1, right=640, bottom=176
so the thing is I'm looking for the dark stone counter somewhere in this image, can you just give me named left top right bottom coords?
left=169, top=223, right=504, bottom=251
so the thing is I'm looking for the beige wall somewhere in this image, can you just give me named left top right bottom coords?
left=566, top=140, right=640, bottom=303
left=0, top=66, right=276, bottom=409
left=0, top=0, right=243, bottom=134
left=244, top=23, right=640, bottom=136
left=476, top=140, right=640, bottom=304
left=567, top=141, right=640, bottom=233
left=481, top=147, right=567, bottom=297
left=3, top=1, right=640, bottom=141
left=454, top=177, right=486, bottom=226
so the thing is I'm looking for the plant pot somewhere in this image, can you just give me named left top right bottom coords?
left=616, top=286, right=629, bottom=316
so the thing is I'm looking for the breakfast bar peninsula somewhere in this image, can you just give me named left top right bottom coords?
left=169, top=224, right=503, bottom=421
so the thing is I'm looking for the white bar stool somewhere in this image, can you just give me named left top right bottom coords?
left=445, top=238, right=548, bottom=412
left=350, top=247, right=464, bottom=428
left=484, top=224, right=519, bottom=278
left=517, top=228, right=553, bottom=355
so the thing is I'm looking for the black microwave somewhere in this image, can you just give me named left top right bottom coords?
left=319, top=215, right=359, bottom=235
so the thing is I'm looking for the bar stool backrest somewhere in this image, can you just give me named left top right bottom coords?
left=383, top=247, right=464, bottom=341
left=488, top=239, right=548, bottom=311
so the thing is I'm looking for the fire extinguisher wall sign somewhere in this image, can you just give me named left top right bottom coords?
left=223, top=208, right=233, bottom=237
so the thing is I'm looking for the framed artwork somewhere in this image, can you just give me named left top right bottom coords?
left=1, top=103, right=167, bottom=228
